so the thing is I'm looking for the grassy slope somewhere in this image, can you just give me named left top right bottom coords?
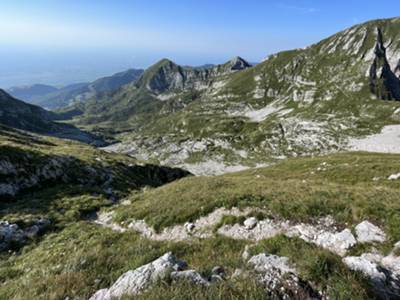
left=0, top=129, right=388, bottom=299
left=0, top=223, right=373, bottom=300
left=114, top=152, right=400, bottom=241
left=0, top=125, right=189, bottom=241
left=1, top=127, right=392, bottom=299
left=67, top=18, right=400, bottom=168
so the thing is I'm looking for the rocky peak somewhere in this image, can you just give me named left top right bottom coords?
left=137, top=58, right=185, bottom=94
left=223, top=56, right=251, bottom=72
left=369, top=27, right=400, bottom=100
left=139, top=56, right=251, bottom=95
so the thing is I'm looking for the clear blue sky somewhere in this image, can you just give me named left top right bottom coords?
left=0, top=0, right=399, bottom=88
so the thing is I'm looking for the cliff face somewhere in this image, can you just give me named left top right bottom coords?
left=369, top=28, right=400, bottom=100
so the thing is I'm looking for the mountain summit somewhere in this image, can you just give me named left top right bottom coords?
left=223, top=56, right=251, bottom=71
left=135, top=57, right=251, bottom=95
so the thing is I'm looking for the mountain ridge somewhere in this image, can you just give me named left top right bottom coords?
left=7, top=68, right=144, bottom=110
left=0, top=89, right=104, bottom=145
left=68, top=17, right=400, bottom=174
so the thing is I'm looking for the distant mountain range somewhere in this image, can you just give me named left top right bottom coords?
left=7, top=68, right=144, bottom=110
left=2, top=17, right=400, bottom=174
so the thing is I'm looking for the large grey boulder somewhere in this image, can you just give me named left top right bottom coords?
left=89, top=252, right=187, bottom=300
left=355, top=221, right=386, bottom=243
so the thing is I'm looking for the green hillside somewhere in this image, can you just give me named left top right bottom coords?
left=65, top=18, right=400, bottom=174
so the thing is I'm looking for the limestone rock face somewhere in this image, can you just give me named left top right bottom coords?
left=355, top=221, right=386, bottom=243
left=222, top=56, right=251, bottom=72
left=369, top=28, right=400, bottom=100
left=139, top=57, right=251, bottom=95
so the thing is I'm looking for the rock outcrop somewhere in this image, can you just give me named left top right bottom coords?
left=248, top=253, right=322, bottom=299
left=355, top=221, right=387, bottom=243
left=343, top=252, right=400, bottom=298
left=89, top=253, right=212, bottom=300
left=0, top=145, right=190, bottom=198
left=137, top=57, right=251, bottom=95
left=0, top=219, right=50, bottom=251
left=369, top=28, right=400, bottom=100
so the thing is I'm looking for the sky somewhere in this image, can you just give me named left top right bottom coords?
left=0, top=0, right=399, bottom=88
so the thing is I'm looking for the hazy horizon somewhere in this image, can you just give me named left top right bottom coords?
left=1, top=0, right=399, bottom=88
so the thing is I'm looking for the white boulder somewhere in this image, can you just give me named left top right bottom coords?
left=314, top=229, right=357, bottom=256
left=89, top=252, right=187, bottom=300
left=355, top=221, right=386, bottom=243
left=243, top=217, right=258, bottom=230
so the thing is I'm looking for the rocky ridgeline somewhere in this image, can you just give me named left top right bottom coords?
left=0, top=153, right=111, bottom=197
left=138, top=57, right=251, bottom=95
left=0, top=147, right=190, bottom=198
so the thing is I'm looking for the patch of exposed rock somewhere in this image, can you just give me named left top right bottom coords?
left=0, top=151, right=190, bottom=198
left=343, top=250, right=400, bottom=298
left=219, top=215, right=357, bottom=256
left=96, top=208, right=390, bottom=257
left=90, top=253, right=211, bottom=300
left=124, top=207, right=256, bottom=241
left=0, top=218, right=50, bottom=251
left=248, top=253, right=323, bottom=299
left=355, top=221, right=386, bottom=243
